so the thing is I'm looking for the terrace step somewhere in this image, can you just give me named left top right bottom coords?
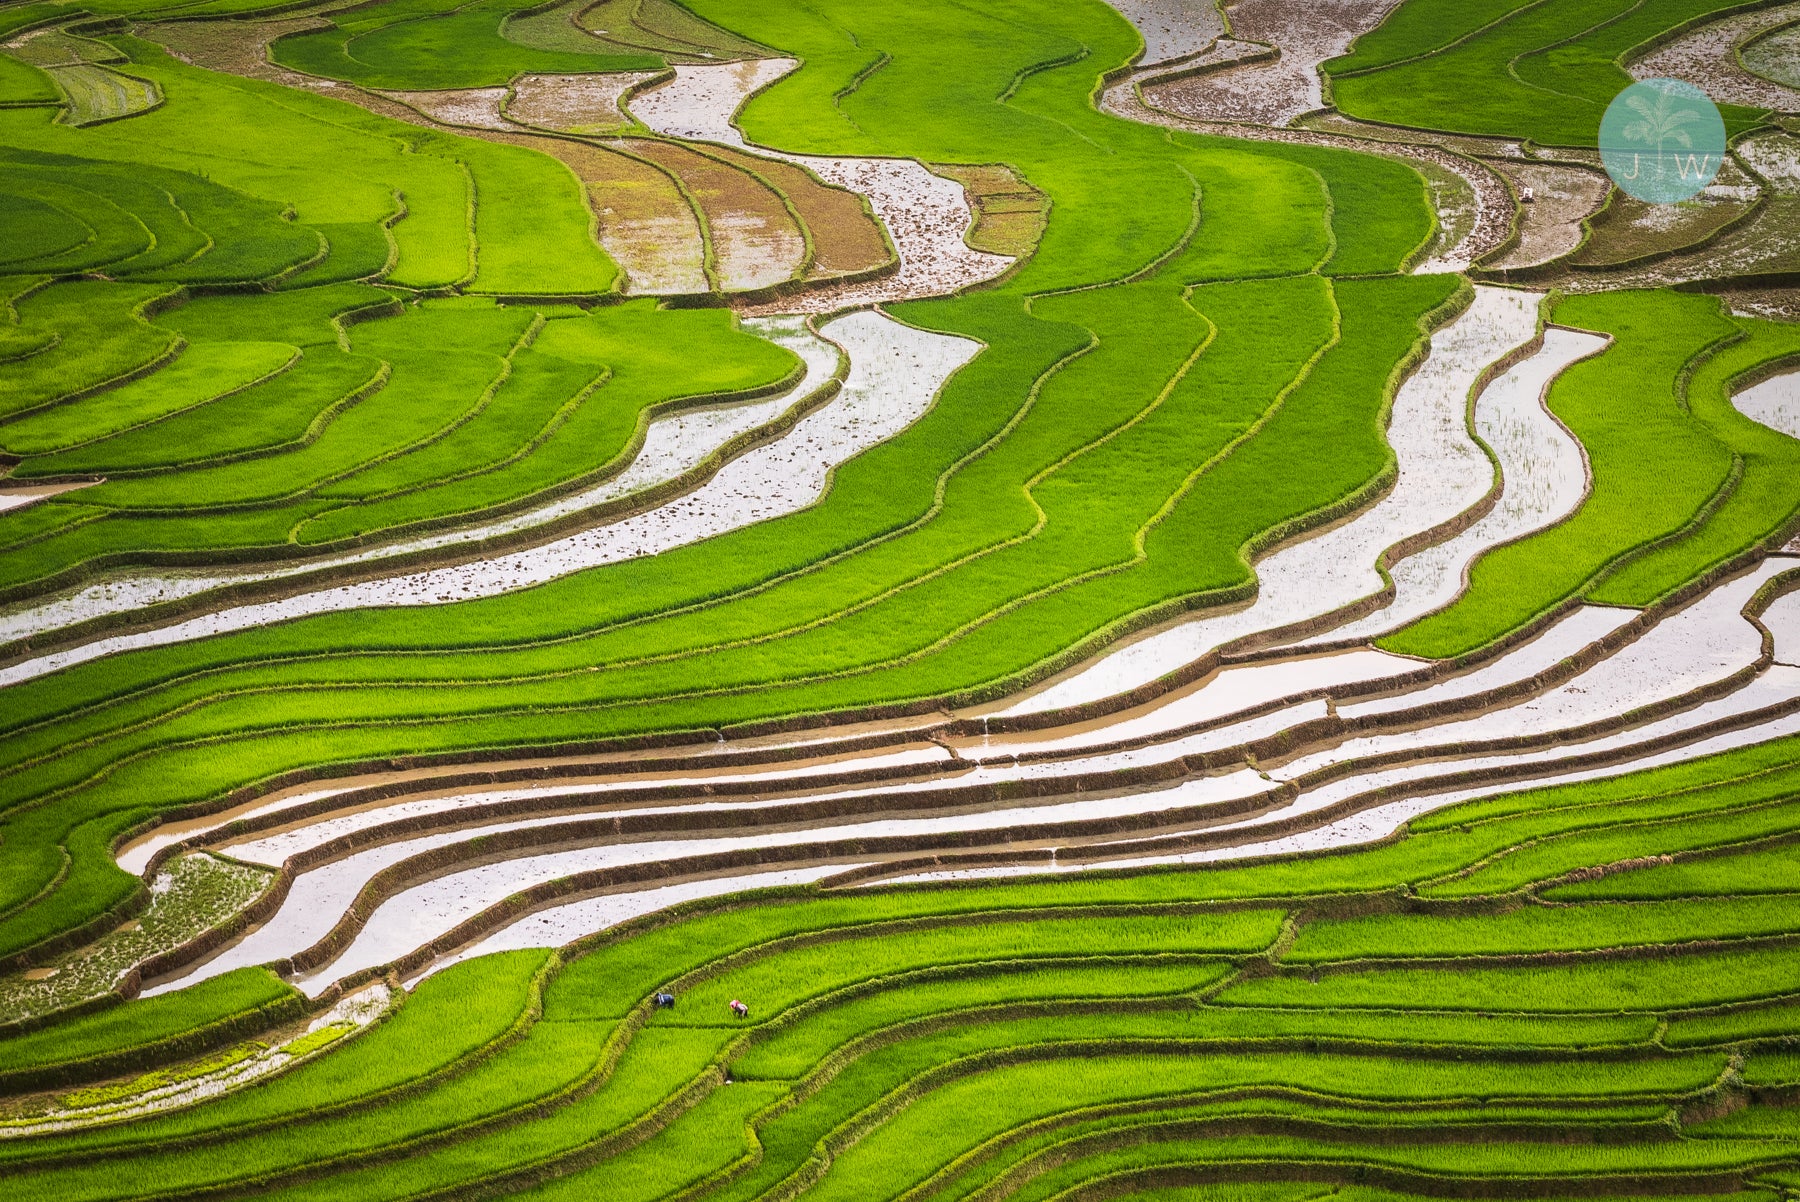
left=117, top=553, right=1800, bottom=998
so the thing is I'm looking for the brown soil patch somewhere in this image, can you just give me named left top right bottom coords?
left=1724, top=287, right=1800, bottom=321
left=144, top=17, right=338, bottom=92
left=1557, top=194, right=1800, bottom=292
left=962, top=209, right=1045, bottom=260
left=1738, top=132, right=1800, bottom=194
left=576, top=0, right=770, bottom=64
left=491, top=134, right=708, bottom=295
left=581, top=149, right=710, bottom=295
left=705, top=144, right=892, bottom=278
left=323, top=86, right=424, bottom=125
left=628, top=0, right=768, bottom=58
left=505, top=71, right=660, bottom=133
left=1481, top=160, right=1610, bottom=272
left=624, top=138, right=805, bottom=291
left=378, top=87, right=512, bottom=131
left=1529, top=140, right=1799, bottom=288
left=931, top=163, right=1050, bottom=257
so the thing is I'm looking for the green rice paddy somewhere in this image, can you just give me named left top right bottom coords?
left=4, top=0, right=1800, bottom=1193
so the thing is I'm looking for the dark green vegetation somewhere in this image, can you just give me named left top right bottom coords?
left=0, top=291, right=797, bottom=588
left=0, top=0, right=1788, bottom=978
left=270, top=0, right=660, bottom=90
left=0, top=967, right=299, bottom=1092
left=7, top=742, right=1800, bottom=1194
left=5, top=0, right=1800, bottom=1193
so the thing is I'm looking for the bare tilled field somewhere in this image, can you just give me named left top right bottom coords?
left=1103, top=0, right=1225, bottom=66
left=144, top=15, right=339, bottom=90
left=378, top=86, right=514, bottom=130
left=625, top=60, right=1013, bottom=311
left=1134, top=0, right=1400, bottom=125
left=1481, top=160, right=1612, bottom=272
left=1630, top=0, right=1800, bottom=112
left=1555, top=191, right=1800, bottom=292
left=623, top=137, right=809, bottom=290
left=10, top=0, right=1800, bottom=1195
left=1573, top=183, right=1760, bottom=271
left=577, top=144, right=713, bottom=293
left=505, top=70, right=660, bottom=132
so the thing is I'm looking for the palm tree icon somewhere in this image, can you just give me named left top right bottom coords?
left=1620, top=88, right=1703, bottom=181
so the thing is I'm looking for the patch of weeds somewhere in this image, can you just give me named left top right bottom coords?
left=0, top=854, right=272, bottom=1027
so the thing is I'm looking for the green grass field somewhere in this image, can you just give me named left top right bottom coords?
left=4, top=0, right=1800, bottom=1193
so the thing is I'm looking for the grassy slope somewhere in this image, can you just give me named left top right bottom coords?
left=0, top=296, right=797, bottom=587
left=1326, top=0, right=1769, bottom=146
left=4, top=0, right=1800, bottom=1191
left=7, top=740, right=1800, bottom=1194
left=0, top=36, right=621, bottom=294
left=8, top=0, right=1797, bottom=983
left=271, top=0, right=661, bottom=90
left=0, top=0, right=1447, bottom=959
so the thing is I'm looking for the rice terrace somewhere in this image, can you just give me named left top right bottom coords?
left=9, top=0, right=1800, bottom=1197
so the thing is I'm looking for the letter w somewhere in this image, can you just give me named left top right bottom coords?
left=1675, top=153, right=1713, bottom=180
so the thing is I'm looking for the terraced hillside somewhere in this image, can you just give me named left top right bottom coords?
left=5, top=0, right=1800, bottom=1195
